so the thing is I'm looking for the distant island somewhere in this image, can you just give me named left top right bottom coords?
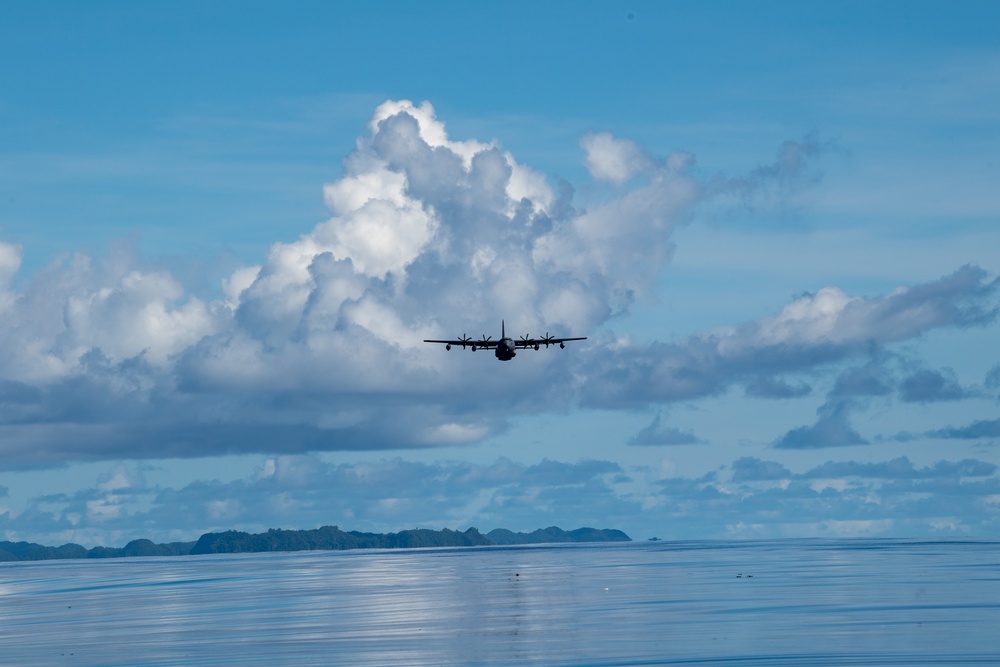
left=0, top=525, right=630, bottom=562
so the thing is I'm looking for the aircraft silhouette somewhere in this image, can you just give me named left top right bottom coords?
left=424, top=321, right=586, bottom=361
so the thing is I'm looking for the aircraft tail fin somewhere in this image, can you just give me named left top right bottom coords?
left=502, top=320, right=505, bottom=337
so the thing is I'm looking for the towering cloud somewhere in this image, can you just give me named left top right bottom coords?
left=0, top=101, right=995, bottom=469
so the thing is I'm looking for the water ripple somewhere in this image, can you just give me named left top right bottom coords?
left=1, top=540, right=997, bottom=666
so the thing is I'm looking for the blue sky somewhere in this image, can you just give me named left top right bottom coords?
left=1, top=1, right=998, bottom=547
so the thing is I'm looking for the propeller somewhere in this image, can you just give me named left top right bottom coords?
left=518, top=334, right=533, bottom=348
left=457, top=334, right=473, bottom=348
left=540, top=333, right=557, bottom=348
left=479, top=334, right=493, bottom=346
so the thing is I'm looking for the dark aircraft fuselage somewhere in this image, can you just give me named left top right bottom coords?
left=495, top=337, right=517, bottom=361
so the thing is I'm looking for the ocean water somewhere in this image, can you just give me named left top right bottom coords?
left=0, top=539, right=997, bottom=666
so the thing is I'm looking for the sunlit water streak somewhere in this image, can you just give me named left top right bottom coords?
left=1, top=540, right=997, bottom=666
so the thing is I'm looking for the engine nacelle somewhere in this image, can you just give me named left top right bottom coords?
left=446, top=344, right=451, bottom=351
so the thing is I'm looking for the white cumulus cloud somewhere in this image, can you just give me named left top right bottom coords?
left=581, top=132, right=653, bottom=183
left=2, top=99, right=986, bottom=469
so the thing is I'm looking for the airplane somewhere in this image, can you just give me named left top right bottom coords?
left=424, top=321, right=586, bottom=361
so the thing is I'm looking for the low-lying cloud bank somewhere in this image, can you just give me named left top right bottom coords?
left=3, top=453, right=996, bottom=548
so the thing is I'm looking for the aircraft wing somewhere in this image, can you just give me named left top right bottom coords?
left=423, top=339, right=498, bottom=349
left=515, top=336, right=587, bottom=348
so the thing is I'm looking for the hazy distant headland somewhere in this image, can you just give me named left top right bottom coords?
left=0, top=525, right=630, bottom=562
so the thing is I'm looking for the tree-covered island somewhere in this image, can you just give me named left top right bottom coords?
left=0, top=525, right=630, bottom=561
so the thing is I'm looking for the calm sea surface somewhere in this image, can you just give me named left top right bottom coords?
left=1, top=539, right=997, bottom=666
